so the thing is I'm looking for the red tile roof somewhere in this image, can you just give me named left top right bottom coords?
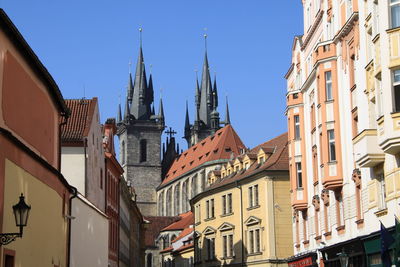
left=161, top=125, right=245, bottom=186
left=144, top=216, right=180, bottom=247
left=61, top=98, right=97, bottom=143
left=171, top=227, right=194, bottom=243
left=206, top=133, right=288, bottom=191
left=161, top=211, right=193, bottom=231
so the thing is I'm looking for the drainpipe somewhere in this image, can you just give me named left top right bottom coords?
left=235, top=181, right=244, bottom=267
left=67, top=186, right=78, bottom=267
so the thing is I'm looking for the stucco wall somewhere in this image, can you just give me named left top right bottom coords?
left=70, top=195, right=109, bottom=267
left=2, top=159, right=68, bottom=267
left=61, top=146, right=85, bottom=193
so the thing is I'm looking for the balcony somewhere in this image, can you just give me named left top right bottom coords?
left=379, top=113, right=400, bottom=155
left=353, top=129, right=385, bottom=167
left=387, top=27, right=400, bottom=69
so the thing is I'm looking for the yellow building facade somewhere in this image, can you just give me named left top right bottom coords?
left=191, top=133, right=291, bottom=267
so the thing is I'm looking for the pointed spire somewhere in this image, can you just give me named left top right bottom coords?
left=118, top=102, right=122, bottom=123
left=124, top=92, right=130, bottom=120
left=158, top=96, right=165, bottom=125
left=212, top=74, right=218, bottom=110
left=147, top=74, right=154, bottom=113
left=225, top=96, right=231, bottom=125
left=199, top=49, right=212, bottom=126
left=184, top=101, right=191, bottom=137
left=131, top=43, right=149, bottom=120
left=151, top=103, right=155, bottom=115
left=128, top=72, right=134, bottom=102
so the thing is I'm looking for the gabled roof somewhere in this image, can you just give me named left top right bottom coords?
left=61, top=98, right=97, bottom=143
left=171, top=227, right=194, bottom=243
left=161, top=125, right=245, bottom=186
left=161, top=211, right=193, bottom=231
left=144, top=216, right=180, bottom=247
left=201, top=132, right=288, bottom=193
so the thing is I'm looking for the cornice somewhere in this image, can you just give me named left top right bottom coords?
left=301, top=10, right=324, bottom=51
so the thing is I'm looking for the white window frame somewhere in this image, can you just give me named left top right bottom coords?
left=294, top=115, right=301, bottom=140
left=222, top=234, right=234, bottom=258
left=390, top=0, right=400, bottom=29
left=325, top=71, right=333, bottom=101
left=248, top=228, right=261, bottom=255
left=296, top=162, right=303, bottom=188
left=248, top=185, right=259, bottom=208
left=392, top=69, right=400, bottom=112
left=378, top=174, right=387, bottom=210
left=328, top=130, right=336, bottom=162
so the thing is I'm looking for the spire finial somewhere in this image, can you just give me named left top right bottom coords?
left=128, top=59, right=132, bottom=74
left=203, top=28, right=208, bottom=52
left=150, top=64, right=153, bottom=75
left=139, top=26, right=143, bottom=47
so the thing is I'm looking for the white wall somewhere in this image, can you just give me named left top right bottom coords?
left=70, top=194, right=109, bottom=267
left=61, top=146, right=85, bottom=193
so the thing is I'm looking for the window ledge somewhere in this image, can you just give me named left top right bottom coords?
left=247, top=205, right=260, bottom=211
left=391, top=112, right=400, bottom=119
left=325, top=99, right=334, bottom=104
left=336, top=225, right=345, bottom=235
left=220, top=212, right=234, bottom=218
left=204, top=217, right=216, bottom=222
left=386, top=27, right=400, bottom=34
left=375, top=208, right=388, bottom=217
left=315, top=235, right=322, bottom=241
left=323, top=231, right=332, bottom=237
left=220, top=256, right=235, bottom=260
left=355, top=218, right=364, bottom=225
left=248, top=252, right=262, bottom=256
left=303, top=240, right=310, bottom=245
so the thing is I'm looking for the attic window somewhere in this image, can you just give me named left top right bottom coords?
left=225, top=147, right=232, bottom=152
left=205, top=152, right=210, bottom=157
left=213, top=148, right=219, bottom=153
left=184, top=152, right=188, bottom=157
left=173, top=170, right=177, bottom=175
left=193, top=147, right=197, bottom=151
left=198, top=156, right=203, bottom=160
left=182, top=165, right=186, bottom=169
left=218, top=132, right=222, bottom=136
left=190, top=160, right=194, bottom=166
left=210, top=136, right=215, bottom=141
left=201, top=141, right=206, bottom=146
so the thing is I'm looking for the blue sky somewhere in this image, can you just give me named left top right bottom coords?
left=2, top=0, right=303, bottom=150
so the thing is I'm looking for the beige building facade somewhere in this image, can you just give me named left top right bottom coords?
left=191, top=133, right=291, bottom=267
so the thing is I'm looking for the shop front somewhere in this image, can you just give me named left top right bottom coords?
left=362, top=226, right=396, bottom=267
left=288, top=252, right=318, bottom=267
left=320, top=238, right=365, bottom=267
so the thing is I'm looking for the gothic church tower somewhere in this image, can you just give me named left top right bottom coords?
left=184, top=51, right=231, bottom=147
left=117, top=44, right=165, bottom=216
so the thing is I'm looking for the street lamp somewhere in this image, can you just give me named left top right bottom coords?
left=0, top=193, right=31, bottom=246
left=337, top=248, right=349, bottom=267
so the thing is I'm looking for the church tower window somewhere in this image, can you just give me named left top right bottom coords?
left=140, top=139, right=147, bottom=162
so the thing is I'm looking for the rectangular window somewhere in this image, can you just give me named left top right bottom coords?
left=222, top=193, right=233, bottom=215
left=248, top=185, right=259, bottom=208
left=206, top=237, right=215, bottom=260
left=227, top=193, right=232, bottom=213
left=211, top=199, right=214, bottom=218
left=222, top=195, right=226, bottom=215
left=391, top=0, right=400, bottom=28
left=296, top=162, right=303, bottom=188
left=248, top=229, right=261, bottom=254
left=393, top=69, right=400, bottom=112
left=377, top=79, right=384, bottom=116
left=222, top=235, right=234, bottom=258
left=206, top=200, right=210, bottom=219
left=294, top=115, right=301, bottom=140
left=328, top=130, right=336, bottom=161
left=378, top=174, right=387, bottom=210
left=325, top=71, right=333, bottom=100
left=140, top=139, right=147, bottom=162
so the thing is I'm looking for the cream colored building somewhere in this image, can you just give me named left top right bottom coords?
left=191, top=133, right=291, bottom=267
left=285, top=1, right=400, bottom=266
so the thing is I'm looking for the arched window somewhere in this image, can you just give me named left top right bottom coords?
left=140, top=139, right=147, bottom=162
left=147, top=253, right=153, bottom=267
left=121, top=141, right=125, bottom=164
left=191, top=176, right=196, bottom=199
left=174, top=185, right=180, bottom=215
left=158, top=192, right=164, bottom=216
left=183, top=180, right=189, bottom=212
left=166, top=188, right=172, bottom=216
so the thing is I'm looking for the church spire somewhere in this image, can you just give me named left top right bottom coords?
left=124, top=92, right=130, bottom=120
left=158, top=96, right=165, bottom=126
left=199, top=50, right=213, bottom=126
left=117, top=101, right=122, bottom=123
left=130, top=30, right=154, bottom=120
left=212, top=74, right=218, bottom=110
left=184, top=100, right=190, bottom=138
left=224, top=96, right=231, bottom=125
